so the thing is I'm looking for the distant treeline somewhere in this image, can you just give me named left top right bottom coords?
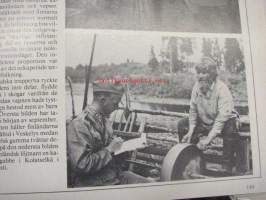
left=66, top=61, right=247, bottom=102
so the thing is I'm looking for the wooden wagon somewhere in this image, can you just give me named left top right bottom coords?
left=110, top=103, right=251, bottom=181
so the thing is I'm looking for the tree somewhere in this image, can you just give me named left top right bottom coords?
left=66, top=66, right=75, bottom=78
left=224, top=38, right=244, bottom=73
left=73, top=64, right=86, bottom=82
left=212, top=39, right=223, bottom=68
left=148, top=46, right=159, bottom=72
left=180, top=38, right=193, bottom=57
left=202, top=38, right=212, bottom=58
left=168, top=37, right=178, bottom=73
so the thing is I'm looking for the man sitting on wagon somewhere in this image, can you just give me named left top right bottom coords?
left=67, top=81, right=150, bottom=187
left=177, top=56, right=240, bottom=173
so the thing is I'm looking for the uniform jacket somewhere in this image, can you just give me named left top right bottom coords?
left=67, top=106, right=120, bottom=187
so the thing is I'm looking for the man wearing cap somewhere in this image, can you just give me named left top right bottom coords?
left=177, top=57, right=240, bottom=173
left=67, top=81, right=149, bottom=187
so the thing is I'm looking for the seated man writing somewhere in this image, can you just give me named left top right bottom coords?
left=67, top=81, right=149, bottom=187
left=177, top=57, right=240, bottom=173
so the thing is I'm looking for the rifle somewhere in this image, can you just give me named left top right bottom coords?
left=82, top=34, right=97, bottom=110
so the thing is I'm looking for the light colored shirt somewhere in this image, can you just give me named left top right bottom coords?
left=189, top=79, right=236, bottom=135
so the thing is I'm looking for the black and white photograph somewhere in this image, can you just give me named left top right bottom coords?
left=65, top=31, right=253, bottom=188
left=66, top=0, right=241, bottom=33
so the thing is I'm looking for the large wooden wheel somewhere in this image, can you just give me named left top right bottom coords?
left=160, top=144, right=203, bottom=181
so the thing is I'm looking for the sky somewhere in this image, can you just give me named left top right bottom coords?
left=66, top=30, right=163, bottom=67
left=65, top=30, right=229, bottom=68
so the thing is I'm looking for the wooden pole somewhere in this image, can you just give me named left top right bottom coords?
left=66, top=76, right=76, bottom=119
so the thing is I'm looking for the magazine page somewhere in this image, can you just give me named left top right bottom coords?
left=0, top=0, right=66, bottom=193
left=0, top=0, right=266, bottom=199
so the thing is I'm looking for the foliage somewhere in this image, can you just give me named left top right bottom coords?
left=224, top=38, right=245, bottom=73
left=66, top=37, right=247, bottom=102
left=202, top=38, right=212, bottom=58
left=212, top=39, right=223, bottom=67
left=66, top=65, right=86, bottom=82
left=168, top=37, right=179, bottom=72
left=148, top=46, right=160, bottom=73
left=180, top=38, right=193, bottom=57
left=66, top=63, right=247, bottom=102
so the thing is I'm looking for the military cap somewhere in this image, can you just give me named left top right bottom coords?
left=93, top=80, right=124, bottom=95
